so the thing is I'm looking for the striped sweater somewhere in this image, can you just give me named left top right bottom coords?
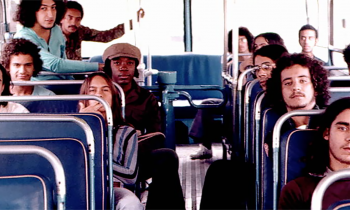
left=113, top=125, right=138, bottom=185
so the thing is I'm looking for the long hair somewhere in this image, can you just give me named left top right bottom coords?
left=0, top=64, right=12, bottom=106
left=253, top=32, right=286, bottom=52
left=15, top=0, right=65, bottom=28
left=228, top=27, right=254, bottom=53
left=79, top=72, right=124, bottom=126
left=1, top=38, right=42, bottom=77
left=306, top=97, right=350, bottom=174
left=265, top=53, right=330, bottom=113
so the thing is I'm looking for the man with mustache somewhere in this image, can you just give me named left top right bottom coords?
left=13, top=0, right=103, bottom=80
left=60, top=1, right=127, bottom=61
left=264, top=53, right=330, bottom=156
left=279, top=97, right=350, bottom=209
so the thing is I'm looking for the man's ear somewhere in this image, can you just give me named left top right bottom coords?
left=323, top=128, right=330, bottom=140
left=315, top=38, right=319, bottom=46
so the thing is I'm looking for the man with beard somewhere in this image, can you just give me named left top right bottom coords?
left=279, top=97, right=350, bottom=209
left=14, top=0, right=103, bottom=80
left=298, top=24, right=328, bottom=65
left=60, top=1, right=128, bottom=61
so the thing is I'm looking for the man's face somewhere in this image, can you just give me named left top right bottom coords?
left=110, top=57, right=136, bottom=85
left=299, top=29, right=318, bottom=54
left=238, top=35, right=249, bottom=53
left=87, top=75, right=113, bottom=110
left=324, top=108, right=350, bottom=171
left=281, top=64, right=316, bottom=112
left=60, top=8, right=82, bottom=35
left=9, top=54, right=35, bottom=81
left=254, top=55, right=275, bottom=90
left=35, top=0, right=57, bottom=30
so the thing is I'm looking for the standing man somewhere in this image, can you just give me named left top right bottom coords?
left=279, top=97, right=350, bottom=209
left=60, top=1, right=128, bottom=60
left=299, top=24, right=327, bottom=65
left=14, top=0, right=103, bottom=80
left=1, top=38, right=55, bottom=96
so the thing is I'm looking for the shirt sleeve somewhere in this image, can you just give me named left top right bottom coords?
left=113, top=125, right=138, bottom=185
left=145, top=93, right=162, bottom=133
left=278, top=179, right=306, bottom=209
left=15, top=28, right=99, bottom=73
left=79, top=24, right=125, bottom=43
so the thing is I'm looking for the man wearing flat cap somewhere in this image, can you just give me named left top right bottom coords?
left=103, top=43, right=186, bottom=210
left=102, top=42, right=161, bottom=135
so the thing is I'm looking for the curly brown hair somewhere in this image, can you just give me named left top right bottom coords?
left=14, top=0, right=65, bottom=28
left=1, top=38, right=42, bottom=77
left=265, top=53, right=330, bottom=113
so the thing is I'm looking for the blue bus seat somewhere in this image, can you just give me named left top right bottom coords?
left=19, top=100, right=78, bottom=113
left=0, top=138, right=86, bottom=209
left=0, top=113, right=108, bottom=210
left=0, top=175, right=53, bottom=210
left=280, top=129, right=318, bottom=190
left=259, top=108, right=281, bottom=210
left=327, top=200, right=350, bottom=210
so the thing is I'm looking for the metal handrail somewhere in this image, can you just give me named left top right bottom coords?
left=272, top=109, right=324, bottom=210
left=0, top=145, right=66, bottom=210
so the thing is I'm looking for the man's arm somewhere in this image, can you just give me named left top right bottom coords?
left=79, top=24, right=125, bottom=43
left=15, top=27, right=100, bottom=73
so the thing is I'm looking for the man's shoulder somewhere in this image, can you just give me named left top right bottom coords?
left=32, top=86, right=56, bottom=96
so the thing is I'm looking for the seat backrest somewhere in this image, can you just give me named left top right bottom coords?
left=0, top=175, right=53, bottom=210
left=327, top=200, right=350, bottom=210
left=329, top=87, right=350, bottom=104
left=0, top=113, right=108, bottom=210
left=19, top=100, right=79, bottom=113
left=280, top=129, right=318, bottom=189
left=0, top=138, right=88, bottom=210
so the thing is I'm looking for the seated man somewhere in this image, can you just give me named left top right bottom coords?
left=102, top=43, right=185, bottom=209
left=298, top=24, right=328, bottom=65
left=14, top=0, right=103, bottom=80
left=1, top=38, right=55, bottom=96
left=279, top=97, right=350, bottom=209
left=60, top=1, right=129, bottom=60
left=199, top=53, right=330, bottom=210
left=0, top=64, right=29, bottom=113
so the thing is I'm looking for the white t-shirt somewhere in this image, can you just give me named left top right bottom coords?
left=0, top=102, right=30, bottom=113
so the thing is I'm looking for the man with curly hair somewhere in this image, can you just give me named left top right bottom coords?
left=1, top=38, right=55, bottom=96
left=264, top=53, right=330, bottom=156
left=13, top=0, right=103, bottom=80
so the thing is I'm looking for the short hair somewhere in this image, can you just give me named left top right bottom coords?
left=253, top=44, right=289, bottom=64
left=253, top=32, right=285, bottom=52
left=103, top=58, right=139, bottom=79
left=15, top=0, right=65, bottom=28
left=299, top=24, right=318, bottom=39
left=0, top=64, right=12, bottom=106
left=306, top=97, right=350, bottom=175
left=79, top=72, right=124, bottom=126
left=65, top=1, right=84, bottom=18
left=1, top=38, right=42, bottom=77
left=265, top=53, right=330, bottom=113
left=343, top=44, right=350, bottom=64
left=228, top=27, right=254, bottom=53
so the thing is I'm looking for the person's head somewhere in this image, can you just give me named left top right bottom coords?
left=253, top=32, right=285, bottom=52
left=0, top=64, right=12, bottom=106
left=60, top=1, right=83, bottom=35
left=102, top=43, right=141, bottom=86
left=1, top=38, right=42, bottom=81
left=343, top=44, right=350, bottom=70
left=228, top=27, right=254, bottom=54
left=252, top=44, right=288, bottom=90
left=15, top=0, right=65, bottom=29
left=79, top=72, right=124, bottom=125
left=308, top=97, right=350, bottom=174
left=266, top=53, right=330, bottom=113
left=298, top=24, right=318, bottom=54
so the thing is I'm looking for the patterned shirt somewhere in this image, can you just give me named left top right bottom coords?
left=64, top=24, right=125, bottom=60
